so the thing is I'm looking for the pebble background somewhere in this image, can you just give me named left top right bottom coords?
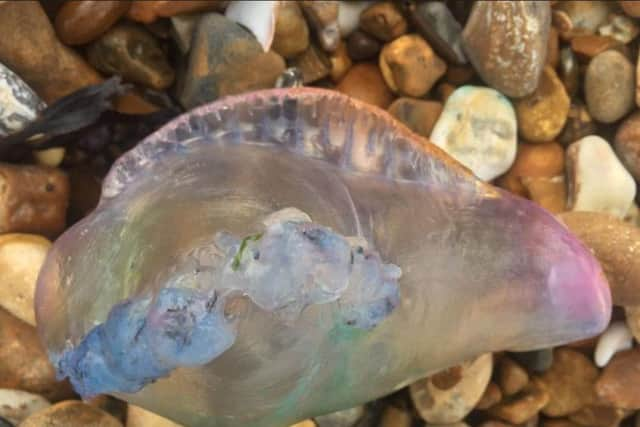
left=0, top=1, right=639, bottom=426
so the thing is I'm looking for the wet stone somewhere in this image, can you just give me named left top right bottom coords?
left=359, top=2, right=407, bottom=42
left=555, top=1, right=611, bottom=40
left=476, top=382, right=503, bottom=410
left=0, top=62, right=45, bottom=138
left=559, top=46, right=579, bottom=98
left=346, top=31, right=381, bottom=62
left=127, top=1, right=227, bottom=24
left=511, top=349, right=554, bottom=374
left=585, top=50, right=635, bottom=124
left=614, top=112, right=640, bottom=181
left=388, top=98, right=443, bottom=139
left=568, top=404, right=628, bottom=427
left=595, top=348, right=640, bottom=409
left=20, top=400, right=122, bottom=427
left=558, top=102, right=597, bottom=146
left=290, top=44, right=331, bottom=85
left=597, top=13, right=639, bottom=44
left=488, top=379, right=549, bottom=425
left=54, top=1, right=131, bottom=46
left=522, top=176, right=567, bottom=214
left=570, top=35, right=622, bottom=61
left=336, top=63, right=394, bottom=109
left=275, top=67, right=304, bottom=89
left=498, top=357, right=529, bottom=397
left=272, top=1, right=310, bottom=59
left=379, top=406, right=411, bottom=427
left=328, top=42, right=351, bottom=82
left=300, top=1, right=340, bottom=52
left=87, top=23, right=175, bottom=90
left=620, top=1, right=640, bottom=18
left=170, top=15, right=198, bottom=55
left=0, top=389, right=49, bottom=425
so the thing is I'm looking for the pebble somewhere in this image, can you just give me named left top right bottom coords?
left=568, top=404, right=628, bottom=427
left=224, top=1, right=278, bottom=53
left=0, top=308, right=73, bottom=402
left=400, top=0, right=466, bottom=65
left=0, top=164, right=69, bottom=238
left=272, top=1, right=310, bottom=59
left=498, top=357, right=529, bottom=397
left=542, top=421, right=580, bottom=427
left=566, top=135, right=636, bottom=218
left=388, top=98, right=443, bottom=139
left=572, top=35, right=623, bottom=60
left=614, top=112, right=640, bottom=181
left=436, top=82, right=456, bottom=104
left=496, top=142, right=564, bottom=197
left=126, top=405, right=183, bottom=427
left=337, top=1, right=373, bottom=38
left=585, top=50, right=635, bottom=123
left=409, top=353, right=493, bottom=424
left=559, top=46, right=579, bottom=98
left=346, top=30, right=381, bottom=62
left=0, top=234, right=50, bottom=326
left=625, top=305, right=640, bottom=343
left=127, top=1, right=226, bottom=24
left=359, top=2, right=406, bottom=42
left=430, top=86, right=517, bottom=181
left=476, top=382, right=503, bottom=410
left=20, top=400, right=123, bottom=427
left=516, top=66, right=570, bottom=143
left=88, top=396, right=127, bottom=425
left=596, top=348, right=640, bottom=410
left=536, top=348, right=598, bottom=417
left=0, top=62, right=44, bottom=137
left=621, top=1, right=640, bottom=18
left=488, top=378, right=549, bottom=425
left=87, top=23, right=174, bottom=90
left=178, top=13, right=285, bottom=109
left=300, top=1, right=340, bottom=52
left=378, top=406, right=411, bottom=427
left=522, top=176, right=567, bottom=214
left=598, top=13, right=639, bottom=44
left=0, top=1, right=101, bottom=103
left=314, top=406, right=364, bottom=427
left=0, top=389, right=49, bottom=425
left=336, top=63, right=394, bottom=109
left=594, top=321, right=634, bottom=368
left=558, top=102, right=596, bottom=146
left=445, top=66, right=475, bottom=86
left=511, top=349, right=554, bottom=374
left=54, top=1, right=131, bottom=46
left=290, top=44, right=331, bottom=84
left=328, top=42, right=352, bottom=82
left=462, top=1, right=551, bottom=98
left=554, top=1, right=611, bottom=40
left=170, top=15, right=198, bottom=55
left=558, top=211, right=640, bottom=307
left=379, top=34, right=446, bottom=97
left=547, top=27, right=559, bottom=68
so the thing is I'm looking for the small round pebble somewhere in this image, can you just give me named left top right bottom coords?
left=614, top=111, right=640, bottom=180
left=272, top=1, right=310, bottom=59
left=54, top=1, right=131, bottom=45
left=336, top=63, right=394, bottom=108
left=430, top=86, right=517, bottom=181
left=585, top=50, right=635, bottom=123
left=346, top=30, right=381, bottom=61
left=359, top=2, right=407, bottom=42
left=388, top=98, right=443, bottom=138
left=595, top=348, right=640, bottom=409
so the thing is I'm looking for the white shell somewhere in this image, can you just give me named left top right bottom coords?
left=594, top=321, right=633, bottom=367
left=0, top=62, right=44, bottom=137
left=225, top=1, right=279, bottom=52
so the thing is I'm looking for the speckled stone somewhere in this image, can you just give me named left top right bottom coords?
left=0, top=62, right=44, bottom=137
left=585, top=50, right=635, bottom=123
left=614, top=111, right=640, bottom=181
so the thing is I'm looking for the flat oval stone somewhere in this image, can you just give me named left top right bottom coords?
left=87, top=23, right=174, bottom=90
left=462, top=1, right=551, bottom=98
left=585, top=50, right=635, bottom=123
left=55, top=1, right=131, bottom=45
left=0, top=62, right=44, bottom=137
left=430, top=86, right=517, bottom=181
left=272, top=1, right=309, bottom=59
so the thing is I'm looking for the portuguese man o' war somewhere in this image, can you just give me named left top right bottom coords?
left=35, top=88, right=611, bottom=427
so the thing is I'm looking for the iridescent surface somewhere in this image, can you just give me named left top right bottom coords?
left=35, top=88, right=611, bottom=427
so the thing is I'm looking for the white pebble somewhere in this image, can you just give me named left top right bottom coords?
left=594, top=321, right=634, bottom=367
left=0, top=389, right=50, bottom=425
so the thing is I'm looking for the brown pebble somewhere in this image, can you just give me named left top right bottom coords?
left=346, top=30, right=381, bottom=61
left=54, top=1, right=130, bottom=45
left=498, top=357, right=529, bottom=397
left=127, top=0, right=226, bottom=23
left=462, top=1, right=551, bottom=97
left=478, top=422, right=512, bottom=427
left=113, top=92, right=160, bottom=115
left=537, top=348, right=598, bottom=417
left=488, top=379, right=549, bottom=425
left=620, top=1, right=640, bottom=18
left=299, top=1, right=339, bottom=52
left=328, top=42, right=352, bottom=82
left=336, top=63, right=394, bottom=109
left=568, top=404, right=628, bottom=427
left=515, top=66, right=570, bottom=143
left=436, top=82, right=456, bottom=104
left=496, top=142, right=565, bottom=197
left=614, top=111, right=640, bottom=181
left=476, top=382, right=503, bottom=410
left=379, top=34, right=446, bottom=97
left=558, top=102, right=597, bottom=146
left=554, top=1, right=611, bottom=40
left=272, top=1, right=309, bottom=59
left=558, top=211, right=640, bottom=306
left=0, top=1, right=102, bottom=103
left=521, top=176, right=567, bottom=213
left=570, top=35, right=621, bottom=60
left=585, top=50, right=635, bottom=123
left=0, top=308, right=74, bottom=402
left=595, top=349, right=640, bottom=409
left=359, top=2, right=407, bottom=42
left=290, top=44, right=331, bottom=84
left=388, top=98, right=443, bottom=138
left=445, top=66, right=475, bottom=85
left=379, top=405, right=412, bottom=427
left=542, top=421, right=580, bottom=427
left=559, top=46, right=580, bottom=97
left=547, top=27, right=559, bottom=68
left=87, top=396, right=127, bottom=425
left=0, top=164, right=69, bottom=238
left=20, top=400, right=122, bottom=427
left=625, top=305, right=640, bottom=342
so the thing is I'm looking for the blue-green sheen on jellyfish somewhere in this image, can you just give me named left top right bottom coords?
left=35, top=88, right=611, bottom=427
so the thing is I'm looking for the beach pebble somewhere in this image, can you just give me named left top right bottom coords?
left=462, top=1, right=551, bottom=97
left=559, top=46, right=579, bottom=98
left=170, top=15, right=198, bottom=54
left=336, top=63, right=394, bottom=109
left=620, top=1, right=640, bottom=18
left=272, top=1, right=310, bottom=59
left=522, top=176, right=567, bottom=214
left=595, top=349, right=640, bottom=409
left=430, top=86, right=517, bottom=181
left=497, top=357, right=529, bottom=397
left=570, top=35, right=622, bottom=61
left=594, top=321, right=633, bottom=368
left=568, top=404, right=628, bottom=427
left=515, top=66, right=570, bottom=143
left=0, top=234, right=50, bottom=326
left=54, top=1, right=130, bottom=45
left=0, top=389, right=49, bottom=425
left=566, top=135, right=636, bottom=218
left=476, top=382, right=503, bottom=410
left=177, top=13, right=285, bottom=109
left=88, top=396, right=127, bottom=425
left=496, top=142, right=564, bottom=197
left=558, top=211, right=640, bottom=307
left=547, top=27, right=559, bottom=68
left=300, top=1, right=340, bottom=52
left=359, top=2, right=406, bottom=42
left=488, top=379, right=549, bottom=425
left=290, top=421, right=316, bottom=427
left=127, top=0, right=226, bottom=24
left=625, top=305, right=640, bottom=343
left=597, top=13, right=639, bottom=44
left=558, top=102, right=597, bottom=146
left=388, top=98, right=442, bottom=138
left=314, top=406, right=364, bottom=427
left=346, top=30, right=380, bottom=61
left=585, top=50, right=635, bottom=123
left=554, top=1, right=611, bottom=40
left=378, top=406, right=411, bottom=427
left=614, top=111, right=640, bottom=180
left=0, top=62, right=44, bottom=138
left=290, top=44, right=331, bottom=84
left=87, top=23, right=175, bottom=90
left=537, top=348, right=598, bottom=417
left=20, top=400, right=122, bottom=427
left=410, top=353, right=493, bottom=424
left=328, top=42, right=351, bottom=82
left=511, top=348, right=554, bottom=374
left=337, top=1, right=373, bottom=38
left=379, top=34, right=446, bottom=97
left=126, top=405, right=183, bottom=427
